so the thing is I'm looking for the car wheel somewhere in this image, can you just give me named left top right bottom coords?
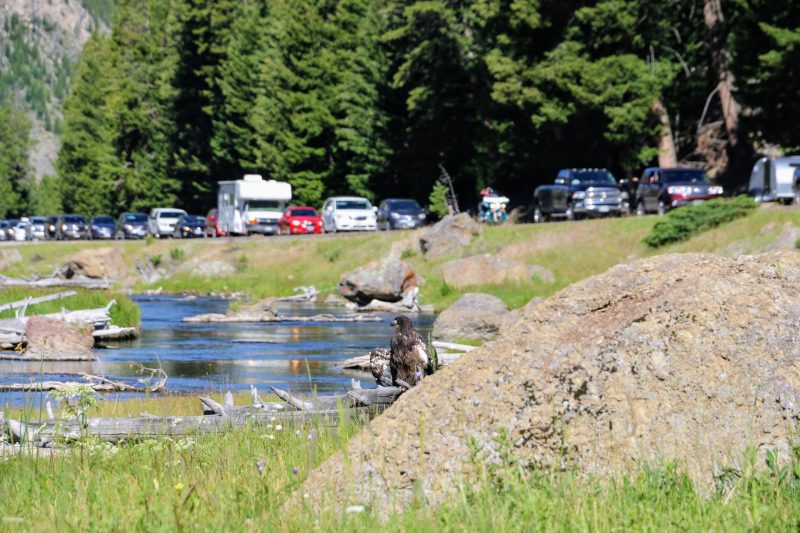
left=657, top=200, right=667, bottom=216
left=565, top=203, right=576, bottom=221
left=636, top=201, right=646, bottom=217
left=533, top=205, right=546, bottom=224
left=794, top=189, right=800, bottom=206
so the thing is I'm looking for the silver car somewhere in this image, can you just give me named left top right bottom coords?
left=27, top=216, right=47, bottom=240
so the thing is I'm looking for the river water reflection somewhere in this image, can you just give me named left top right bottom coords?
left=0, top=295, right=434, bottom=406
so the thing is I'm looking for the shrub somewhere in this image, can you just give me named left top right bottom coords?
left=643, top=196, right=757, bottom=248
left=149, top=254, right=162, bottom=268
left=144, top=235, right=155, bottom=246
left=170, top=247, right=185, bottom=261
left=428, top=181, right=450, bottom=219
left=235, top=254, right=249, bottom=273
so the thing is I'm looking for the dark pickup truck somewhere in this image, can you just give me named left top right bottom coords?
left=532, top=168, right=627, bottom=222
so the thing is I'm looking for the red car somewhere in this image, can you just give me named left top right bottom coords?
left=205, top=208, right=226, bottom=237
left=278, top=207, right=323, bottom=235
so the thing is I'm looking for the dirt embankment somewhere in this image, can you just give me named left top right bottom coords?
left=298, top=250, right=800, bottom=511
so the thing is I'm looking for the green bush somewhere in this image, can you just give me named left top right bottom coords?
left=169, top=247, right=185, bottom=261
left=643, top=196, right=757, bottom=248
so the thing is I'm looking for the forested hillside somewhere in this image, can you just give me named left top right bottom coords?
left=0, top=0, right=111, bottom=216
left=5, top=0, right=800, bottom=217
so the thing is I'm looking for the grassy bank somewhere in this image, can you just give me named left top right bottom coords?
left=0, top=206, right=795, bottom=312
left=1, top=413, right=798, bottom=531
left=0, top=288, right=140, bottom=328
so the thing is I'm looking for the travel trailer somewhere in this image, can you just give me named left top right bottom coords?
left=747, top=156, right=800, bottom=204
left=217, top=175, right=292, bottom=236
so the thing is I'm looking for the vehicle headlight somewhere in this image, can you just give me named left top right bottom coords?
left=418, top=213, right=426, bottom=219
left=291, top=220, right=300, bottom=226
left=61, top=224, right=67, bottom=230
left=709, top=185, right=723, bottom=195
left=572, top=191, right=586, bottom=200
left=183, top=226, right=190, bottom=231
left=389, top=212, right=399, bottom=219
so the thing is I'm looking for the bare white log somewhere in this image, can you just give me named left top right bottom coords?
left=224, top=391, right=235, bottom=409
left=271, top=387, right=315, bottom=411
left=278, top=286, right=319, bottom=302
left=0, top=291, right=78, bottom=313
left=431, top=341, right=477, bottom=352
left=0, top=275, right=111, bottom=290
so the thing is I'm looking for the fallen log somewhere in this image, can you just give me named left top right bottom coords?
left=0, top=291, right=78, bottom=313
left=5, top=405, right=381, bottom=445
left=0, top=302, right=114, bottom=331
left=0, top=274, right=111, bottom=290
left=92, top=326, right=138, bottom=341
left=0, top=364, right=166, bottom=393
left=277, top=286, right=319, bottom=302
left=340, top=351, right=464, bottom=371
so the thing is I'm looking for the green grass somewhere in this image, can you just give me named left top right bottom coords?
left=0, top=205, right=793, bottom=313
left=0, top=411, right=798, bottom=531
left=0, top=288, right=140, bottom=328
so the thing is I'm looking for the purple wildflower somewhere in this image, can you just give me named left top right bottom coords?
left=293, top=466, right=299, bottom=475
left=256, top=459, right=264, bottom=474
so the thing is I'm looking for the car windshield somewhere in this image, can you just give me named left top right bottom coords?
left=124, top=214, right=147, bottom=223
left=247, top=200, right=283, bottom=211
left=159, top=211, right=185, bottom=219
left=63, top=216, right=85, bottom=223
left=571, top=171, right=617, bottom=185
left=660, top=169, right=708, bottom=184
left=0, top=222, right=7, bottom=228
left=335, top=200, right=371, bottom=210
left=387, top=200, right=421, bottom=211
left=184, top=216, right=204, bottom=223
left=92, top=216, right=115, bottom=224
left=290, top=208, right=318, bottom=217
left=31, top=217, right=46, bottom=223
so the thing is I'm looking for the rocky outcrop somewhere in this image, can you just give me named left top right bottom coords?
left=298, top=251, right=800, bottom=511
left=25, top=316, right=94, bottom=360
left=64, top=247, right=127, bottom=279
left=337, top=260, right=418, bottom=306
left=419, top=213, right=482, bottom=259
left=441, top=254, right=554, bottom=288
left=432, top=293, right=508, bottom=342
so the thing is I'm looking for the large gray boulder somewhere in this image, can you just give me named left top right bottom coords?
left=337, top=260, right=418, bottom=306
left=419, top=213, right=482, bottom=259
left=298, top=251, right=800, bottom=512
left=432, top=292, right=508, bottom=342
left=25, top=317, right=95, bottom=360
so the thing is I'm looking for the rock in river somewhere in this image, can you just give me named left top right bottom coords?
left=337, top=260, right=418, bottom=306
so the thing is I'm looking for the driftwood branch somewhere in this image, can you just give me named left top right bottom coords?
left=0, top=274, right=111, bottom=290
left=0, top=291, right=78, bottom=313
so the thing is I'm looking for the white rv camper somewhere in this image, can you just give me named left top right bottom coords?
left=217, top=175, right=292, bottom=235
left=747, top=156, right=800, bottom=204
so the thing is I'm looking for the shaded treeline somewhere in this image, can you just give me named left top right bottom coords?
left=2, top=0, right=797, bottom=217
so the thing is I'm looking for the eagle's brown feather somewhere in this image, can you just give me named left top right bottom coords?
left=390, top=315, right=430, bottom=387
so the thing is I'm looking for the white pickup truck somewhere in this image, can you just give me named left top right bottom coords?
left=148, top=208, right=187, bottom=238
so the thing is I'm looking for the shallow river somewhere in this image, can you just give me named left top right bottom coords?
left=0, top=296, right=434, bottom=407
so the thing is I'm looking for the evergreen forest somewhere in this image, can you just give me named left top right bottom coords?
left=1, top=0, right=799, bottom=217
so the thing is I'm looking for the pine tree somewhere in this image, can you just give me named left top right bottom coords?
left=57, top=35, right=118, bottom=216
left=0, top=101, right=32, bottom=218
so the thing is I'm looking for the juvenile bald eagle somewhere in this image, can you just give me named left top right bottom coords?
left=369, top=348, right=393, bottom=387
left=390, top=315, right=430, bottom=388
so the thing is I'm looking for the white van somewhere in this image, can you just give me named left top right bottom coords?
left=148, top=208, right=188, bottom=238
left=217, top=175, right=292, bottom=235
left=747, top=156, right=800, bottom=204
